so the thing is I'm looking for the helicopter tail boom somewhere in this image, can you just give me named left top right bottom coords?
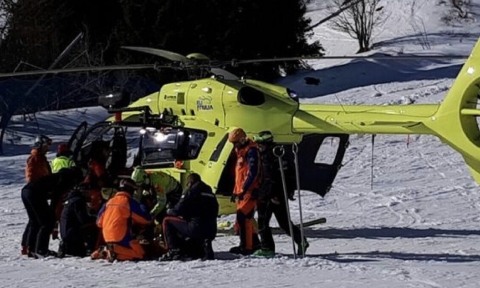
left=293, top=37, right=480, bottom=184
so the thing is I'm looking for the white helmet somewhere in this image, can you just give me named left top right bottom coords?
left=34, top=134, right=52, bottom=148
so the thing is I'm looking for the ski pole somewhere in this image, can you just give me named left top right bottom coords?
left=273, top=145, right=297, bottom=259
left=292, top=143, right=306, bottom=258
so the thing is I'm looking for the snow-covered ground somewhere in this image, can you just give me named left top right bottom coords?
left=2, top=1, right=480, bottom=287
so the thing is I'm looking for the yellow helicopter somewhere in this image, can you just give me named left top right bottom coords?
left=2, top=39, right=480, bottom=216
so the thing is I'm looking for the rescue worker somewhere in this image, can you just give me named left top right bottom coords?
left=58, top=185, right=97, bottom=258
left=93, top=178, right=152, bottom=262
left=51, top=143, right=75, bottom=173
left=252, top=131, right=309, bottom=258
left=83, top=143, right=110, bottom=189
left=25, top=134, right=52, bottom=183
left=228, top=128, right=261, bottom=255
left=21, top=134, right=52, bottom=255
left=160, top=173, right=219, bottom=261
left=131, top=167, right=183, bottom=223
left=21, top=167, right=83, bottom=258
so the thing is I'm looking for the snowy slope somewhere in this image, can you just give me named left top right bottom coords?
left=2, top=1, right=480, bottom=287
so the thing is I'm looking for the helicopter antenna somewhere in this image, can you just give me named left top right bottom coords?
left=333, top=93, right=349, bottom=115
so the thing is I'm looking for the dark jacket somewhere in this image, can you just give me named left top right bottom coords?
left=168, top=181, right=219, bottom=239
left=258, top=145, right=296, bottom=201
left=23, top=168, right=82, bottom=221
left=60, top=188, right=96, bottom=241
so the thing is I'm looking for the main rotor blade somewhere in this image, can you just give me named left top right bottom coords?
left=210, top=68, right=239, bottom=80
left=122, top=46, right=190, bottom=62
left=0, top=64, right=156, bottom=78
left=233, top=54, right=468, bottom=65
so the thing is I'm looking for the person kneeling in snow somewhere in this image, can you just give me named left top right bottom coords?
left=92, top=178, right=152, bottom=262
left=58, top=184, right=97, bottom=258
left=160, top=173, right=219, bottom=261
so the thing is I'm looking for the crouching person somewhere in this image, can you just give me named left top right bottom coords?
left=92, top=178, right=152, bottom=262
left=161, top=173, right=219, bottom=261
left=58, top=185, right=97, bottom=258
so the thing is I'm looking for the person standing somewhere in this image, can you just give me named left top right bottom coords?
left=21, top=134, right=53, bottom=255
left=228, top=128, right=261, bottom=255
left=51, top=143, right=75, bottom=173
left=252, top=131, right=309, bottom=258
left=25, top=134, right=52, bottom=183
left=21, top=167, right=83, bottom=258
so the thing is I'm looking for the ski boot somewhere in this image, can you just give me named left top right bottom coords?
left=252, top=249, right=275, bottom=258
left=297, top=238, right=310, bottom=256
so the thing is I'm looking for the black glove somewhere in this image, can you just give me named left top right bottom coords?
left=230, top=194, right=236, bottom=203
left=237, top=193, right=245, bottom=201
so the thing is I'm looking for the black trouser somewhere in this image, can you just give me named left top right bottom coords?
left=21, top=188, right=55, bottom=254
left=61, top=238, right=86, bottom=257
left=257, top=195, right=302, bottom=252
left=163, top=216, right=214, bottom=259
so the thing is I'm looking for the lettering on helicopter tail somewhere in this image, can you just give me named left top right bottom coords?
left=164, top=95, right=177, bottom=101
left=196, top=96, right=213, bottom=111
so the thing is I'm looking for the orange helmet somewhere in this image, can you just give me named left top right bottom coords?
left=228, top=128, right=247, bottom=143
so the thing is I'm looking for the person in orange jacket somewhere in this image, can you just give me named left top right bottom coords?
left=93, top=178, right=152, bottom=262
left=21, top=134, right=53, bottom=255
left=25, top=134, right=52, bottom=183
left=228, top=128, right=262, bottom=255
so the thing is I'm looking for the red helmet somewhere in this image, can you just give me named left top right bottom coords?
left=57, top=143, right=69, bottom=154
left=228, top=128, right=247, bottom=143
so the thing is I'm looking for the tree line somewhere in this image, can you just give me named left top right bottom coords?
left=0, top=0, right=393, bottom=154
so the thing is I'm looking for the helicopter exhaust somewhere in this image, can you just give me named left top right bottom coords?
left=293, top=38, right=480, bottom=184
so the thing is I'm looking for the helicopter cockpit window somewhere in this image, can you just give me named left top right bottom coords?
left=140, top=127, right=207, bottom=166
left=238, top=87, right=265, bottom=106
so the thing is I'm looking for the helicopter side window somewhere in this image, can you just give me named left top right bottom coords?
left=238, top=87, right=265, bottom=106
left=209, top=133, right=228, bottom=162
left=315, top=136, right=341, bottom=165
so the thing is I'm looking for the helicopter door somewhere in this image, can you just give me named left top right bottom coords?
left=67, top=121, right=88, bottom=162
left=297, top=133, right=349, bottom=197
left=71, top=121, right=114, bottom=168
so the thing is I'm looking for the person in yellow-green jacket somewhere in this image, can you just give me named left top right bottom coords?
left=131, top=167, right=183, bottom=222
left=51, top=144, right=75, bottom=173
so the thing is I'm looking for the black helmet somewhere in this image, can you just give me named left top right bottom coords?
left=118, top=178, right=138, bottom=195
left=253, top=131, right=274, bottom=144
left=34, top=134, right=52, bottom=148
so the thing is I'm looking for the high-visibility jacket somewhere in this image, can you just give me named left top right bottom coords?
left=97, top=192, right=151, bottom=246
left=146, top=172, right=181, bottom=216
left=51, top=156, right=75, bottom=173
left=234, top=140, right=261, bottom=195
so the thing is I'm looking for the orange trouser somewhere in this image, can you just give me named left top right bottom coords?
left=236, top=194, right=257, bottom=250
left=112, top=240, right=145, bottom=261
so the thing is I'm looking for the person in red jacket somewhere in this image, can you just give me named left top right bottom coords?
left=92, top=178, right=152, bottom=262
left=21, top=134, right=52, bottom=255
left=228, top=128, right=261, bottom=255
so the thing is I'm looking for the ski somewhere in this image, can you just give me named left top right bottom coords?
left=217, top=217, right=326, bottom=236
